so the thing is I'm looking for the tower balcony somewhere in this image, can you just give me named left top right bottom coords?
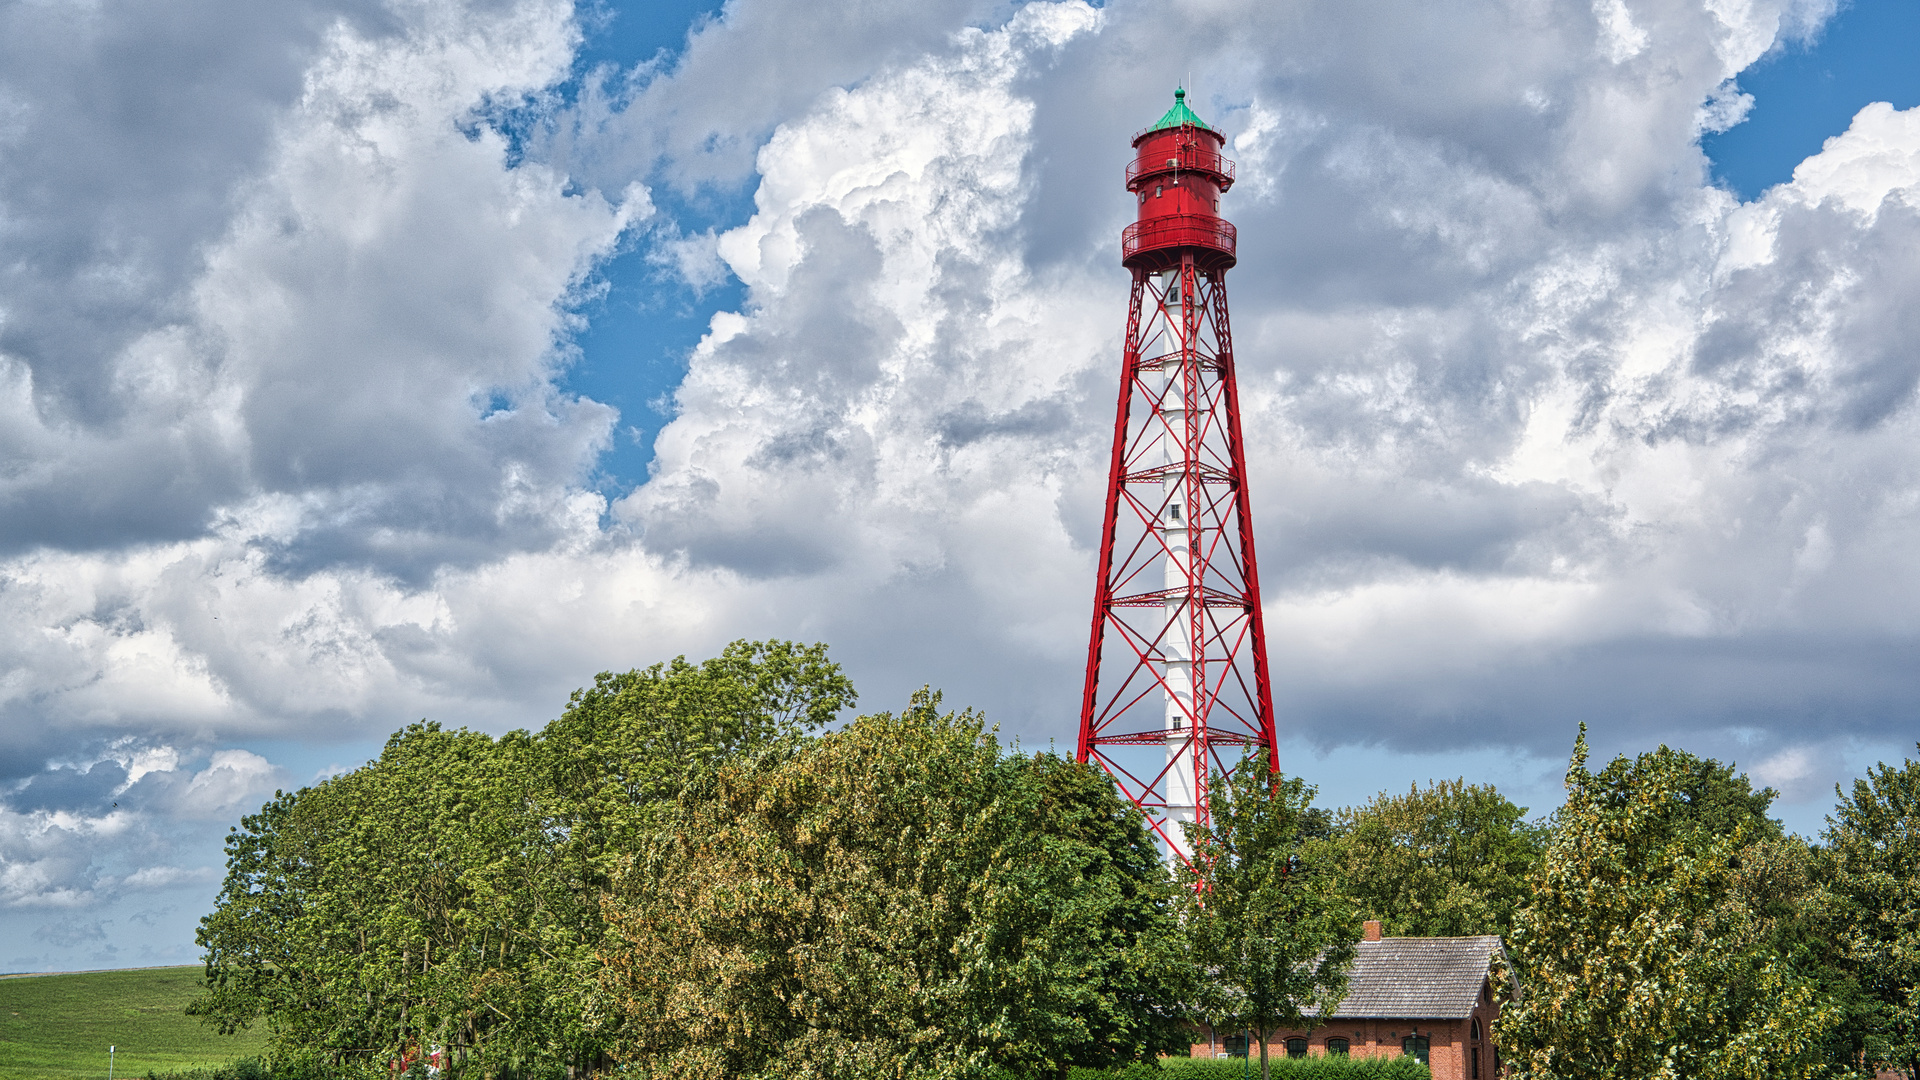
left=1121, top=214, right=1237, bottom=272
left=1126, top=146, right=1236, bottom=192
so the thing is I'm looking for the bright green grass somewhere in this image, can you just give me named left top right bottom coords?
left=0, top=967, right=267, bottom=1080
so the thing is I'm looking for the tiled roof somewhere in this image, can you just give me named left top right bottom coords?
left=1314, top=936, right=1506, bottom=1020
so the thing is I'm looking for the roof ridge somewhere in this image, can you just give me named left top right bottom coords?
left=1363, top=934, right=1505, bottom=942
left=1306, top=933, right=1505, bottom=1020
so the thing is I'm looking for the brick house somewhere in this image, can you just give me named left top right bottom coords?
left=1191, top=922, right=1514, bottom=1080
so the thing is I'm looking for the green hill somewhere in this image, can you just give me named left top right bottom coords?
left=0, top=967, right=266, bottom=1080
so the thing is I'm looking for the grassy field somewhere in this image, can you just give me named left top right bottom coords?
left=0, top=967, right=267, bottom=1080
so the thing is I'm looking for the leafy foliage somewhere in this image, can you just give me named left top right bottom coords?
left=1821, top=744, right=1920, bottom=1078
left=596, top=690, right=1188, bottom=1080
left=190, top=634, right=1920, bottom=1080
left=191, top=640, right=854, bottom=1077
left=191, top=723, right=579, bottom=1073
left=1587, top=740, right=1784, bottom=841
left=1496, top=726, right=1838, bottom=1080
left=539, top=638, right=857, bottom=882
left=1067, top=1056, right=1430, bottom=1080
left=1316, top=779, right=1545, bottom=938
left=1179, top=757, right=1358, bottom=1080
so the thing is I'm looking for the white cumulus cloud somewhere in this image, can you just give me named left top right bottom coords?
left=3, top=0, right=1919, bottom=969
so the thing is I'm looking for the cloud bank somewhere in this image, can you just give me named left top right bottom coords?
left=5, top=0, right=1918, bottom=968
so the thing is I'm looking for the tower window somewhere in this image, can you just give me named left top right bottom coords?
left=1155, top=184, right=1163, bottom=198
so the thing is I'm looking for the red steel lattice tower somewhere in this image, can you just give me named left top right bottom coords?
left=1077, top=89, right=1276, bottom=867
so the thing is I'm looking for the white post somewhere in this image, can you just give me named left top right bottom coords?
left=108, top=1045, right=116, bottom=1080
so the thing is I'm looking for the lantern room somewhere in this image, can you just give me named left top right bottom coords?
left=1123, top=88, right=1237, bottom=273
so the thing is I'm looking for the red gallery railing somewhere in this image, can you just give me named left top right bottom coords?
left=1121, top=215, right=1237, bottom=265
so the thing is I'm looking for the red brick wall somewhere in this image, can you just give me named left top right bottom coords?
left=1187, top=976, right=1506, bottom=1077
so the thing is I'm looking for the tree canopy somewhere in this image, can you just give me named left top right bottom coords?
left=192, top=641, right=855, bottom=1077
left=1496, top=726, right=1837, bottom=1080
left=596, top=690, right=1188, bottom=1080
left=190, top=637, right=1920, bottom=1080
left=193, top=649, right=1187, bottom=1080
left=1821, top=744, right=1920, bottom=1078
left=193, top=724, right=578, bottom=1072
left=1317, top=778, right=1545, bottom=938
left=1179, top=756, right=1358, bottom=1080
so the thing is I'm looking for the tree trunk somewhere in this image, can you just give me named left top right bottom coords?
left=1259, top=1024, right=1270, bottom=1080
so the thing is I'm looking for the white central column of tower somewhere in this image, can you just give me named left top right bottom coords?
left=1159, top=269, right=1197, bottom=860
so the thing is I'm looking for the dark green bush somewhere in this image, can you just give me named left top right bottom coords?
left=1069, top=1054, right=1431, bottom=1080
left=143, top=1055, right=388, bottom=1080
left=143, top=1060, right=269, bottom=1080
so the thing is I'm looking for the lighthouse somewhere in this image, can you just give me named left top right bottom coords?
left=1076, top=89, right=1277, bottom=867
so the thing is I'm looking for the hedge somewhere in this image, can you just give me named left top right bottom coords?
left=1069, top=1055, right=1432, bottom=1080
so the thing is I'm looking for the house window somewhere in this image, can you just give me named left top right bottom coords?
left=1285, top=1038, right=1307, bottom=1059
left=1473, top=1046, right=1481, bottom=1079
left=1223, top=1035, right=1248, bottom=1059
left=1472, top=1018, right=1481, bottom=1040
left=1326, top=1038, right=1350, bottom=1056
left=1402, top=1036, right=1430, bottom=1065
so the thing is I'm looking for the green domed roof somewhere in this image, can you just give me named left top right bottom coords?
left=1145, top=88, right=1213, bottom=134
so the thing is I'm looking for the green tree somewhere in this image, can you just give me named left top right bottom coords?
left=596, top=691, right=1187, bottom=1080
left=1735, top=834, right=1886, bottom=1076
left=193, top=723, right=568, bottom=1073
left=533, top=638, right=857, bottom=1052
left=1588, top=741, right=1783, bottom=841
left=1180, top=756, right=1358, bottom=1080
left=1496, top=726, right=1838, bottom=1080
left=538, top=638, right=856, bottom=874
left=1822, top=744, right=1920, bottom=1078
left=192, top=640, right=856, bottom=1077
left=1318, top=779, right=1546, bottom=938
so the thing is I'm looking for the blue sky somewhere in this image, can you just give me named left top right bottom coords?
left=560, top=0, right=742, bottom=490
left=5, top=0, right=1920, bottom=972
left=1705, top=0, right=1920, bottom=199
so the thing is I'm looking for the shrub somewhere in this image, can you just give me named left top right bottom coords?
left=1070, top=1055, right=1431, bottom=1080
